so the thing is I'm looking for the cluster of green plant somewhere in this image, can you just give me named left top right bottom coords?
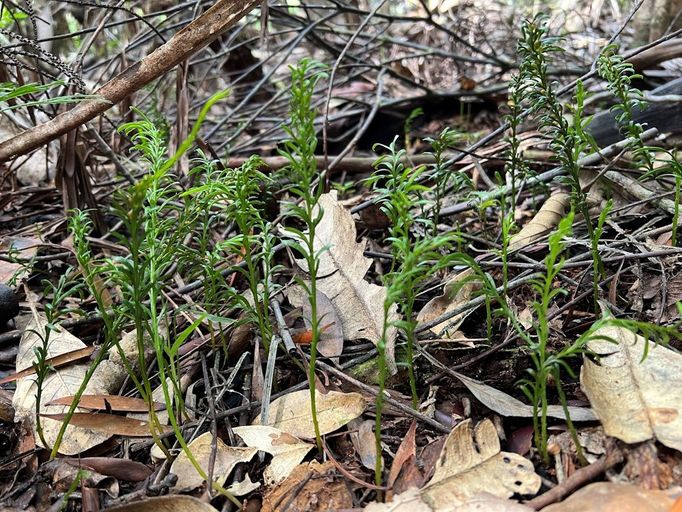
left=597, top=44, right=654, bottom=171
left=516, top=16, right=605, bottom=311
left=19, top=31, right=682, bottom=505
left=597, top=44, right=682, bottom=246
left=367, top=138, right=459, bottom=484
left=278, top=58, right=329, bottom=451
left=424, top=127, right=472, bottom=237
left=186, top=154, right=279, bottom=353
left=31, top=272, right=84, bottom=449
left=64, top=92, right=243, bottom=506
left=0, top=81, right=100, bottom=114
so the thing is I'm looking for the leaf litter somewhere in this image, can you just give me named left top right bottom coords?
left=5, top=6, right=682, bottom=511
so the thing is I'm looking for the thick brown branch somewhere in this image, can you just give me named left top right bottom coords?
left=0, top=0, right=260, bottom=162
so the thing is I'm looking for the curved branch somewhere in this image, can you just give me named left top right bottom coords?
left=0, top=0, right=260, bottom=162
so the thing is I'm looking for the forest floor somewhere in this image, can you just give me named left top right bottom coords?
left=2, top=1, right=682, bottom=511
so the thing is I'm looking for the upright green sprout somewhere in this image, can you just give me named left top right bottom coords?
left=517, top=16, right=602, bottom=311
left=368, top=138, right=457, bottom=484
left=279, top=59, right=328, bottom=451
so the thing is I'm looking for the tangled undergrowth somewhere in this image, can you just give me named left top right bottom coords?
left=3, top=7, right=682, bottom=512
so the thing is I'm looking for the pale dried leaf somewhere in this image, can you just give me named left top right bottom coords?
left=253, top=389, right=365, bottom=438
left=580, top=324, right=682, bottom=450
left=227, top=474, right=260, bottom=497
left=106, top=495, right=219, bottom=512
left=13, top=314, right=126, bottom=455
left=233, top=425, right=313, bottom=485
left=169, top=432, right=257, bottom=491
left=350, top=419, right=382, bottom=471
left=509, top=193, right=570, bottom=252
left=365, top=487, right=440, bottom=512
left=540, top=482, right=678, bottom=512
left=452, top=371, right=596, bottom=421
left=365, top=488, right=535, bottom=512
left=416, top=269, right=480, bottom=338
left=284, top=191, right=399, bottom=373
left=422, top=419, right=540, bottom=506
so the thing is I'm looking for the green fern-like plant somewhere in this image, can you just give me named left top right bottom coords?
left=367, top=138, right=457, bottom=485
left=279, top=59, right=329, bottom=451
left=517, top=16, right=602, bottom=311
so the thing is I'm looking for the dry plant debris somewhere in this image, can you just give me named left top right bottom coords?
left=2, top=1, right=682, bottom=511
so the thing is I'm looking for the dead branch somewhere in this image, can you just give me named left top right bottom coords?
left=0, top=0, right=260, bottom=162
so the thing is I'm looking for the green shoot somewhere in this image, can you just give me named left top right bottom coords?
left=368, top=137, right=457, bottom=485
left=279, top=59, right=328, bottom=452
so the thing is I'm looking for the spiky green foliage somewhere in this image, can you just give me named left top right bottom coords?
left=597, top=44, right=653, bottom=171
left=279, top=58, right=329, bottom=451
left=424, top=127, right=471, bottom=237
left=517, top=16, right=603, bottom=311
left=65, top=92, right=241, bottom=507
left=367, top=138, right=458, bottom=484
left=186, top=154, right=279, bottom=352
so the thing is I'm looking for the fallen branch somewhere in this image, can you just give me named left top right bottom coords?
left=438, top=127, right=659, bottom=217
left=525, top=449, right=624, bottom=510
left=0, top=0, right=260, bottom=162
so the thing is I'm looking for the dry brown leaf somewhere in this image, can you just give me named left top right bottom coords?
left=284, top=191, right=399, bottom=373
left=233, top=425, right=313, bottom=485
left=451, top=371, right=596, bottom=421
left=253, top=389, right=365, bottom=439
left=12, top=313, right=127, bottom=454
left=420, top=419, right=540, bottom=508
left=540, top=482, right=679, bottom=512
left=509, top=193, right=570, bottom=252
left=388, top=421, right=417, bottom=488
left=40, top=413, right=169, bottom=437
left=286, top=286, right=344, bottom=359
left=106, top=495, right=219, bottom=512
left=63, top=456, right=152, bottom=482
left=226, top=474, right=260, bottom=497
left=416, top=269, right=480, bottom=338
left=0, top=346, right=95, bottom=385
left=46, top=394, right=164, bottom=412
left=169, top=432, right=258, bottom=491
left=365, top=488, right=535, bottom=511
left=261, top=460, right=353, bottom=512
left=580, top=324, right=682, bottom=450
left=350, top=419, right=382, bottom=471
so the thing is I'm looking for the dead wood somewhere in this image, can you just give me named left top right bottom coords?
left=0, top=0, right=260, bottom=162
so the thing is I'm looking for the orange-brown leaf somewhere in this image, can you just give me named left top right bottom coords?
left=40, top=413, right=169, bottom=437
left=0, top=346, right=95, bottom=385
left=46, top=394, right=165, bottom=412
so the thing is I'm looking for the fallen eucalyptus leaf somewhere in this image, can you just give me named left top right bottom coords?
left=541, top=482, right=679, bottom=512
left=13, top=313, right=126, bottom=454
left=283, top=191, right=399, bottom=373
left=417, top=269, right=480, bottom=338
left=170, top=432, right=257, bottom=491
left=421, top=419, right=541, bottom=507
left=106, top=495, right=219, bottom=512
left=581, top=324, right=682, bottom=450
left=254, top=389, right=365, bottom=439
left=509, top=193, right=570, bottom=252
left=286, top=286, right=344, bottom=359
left=233, top=425, right=314, bottom=485
left=452, top=371, right=596, bottom=421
